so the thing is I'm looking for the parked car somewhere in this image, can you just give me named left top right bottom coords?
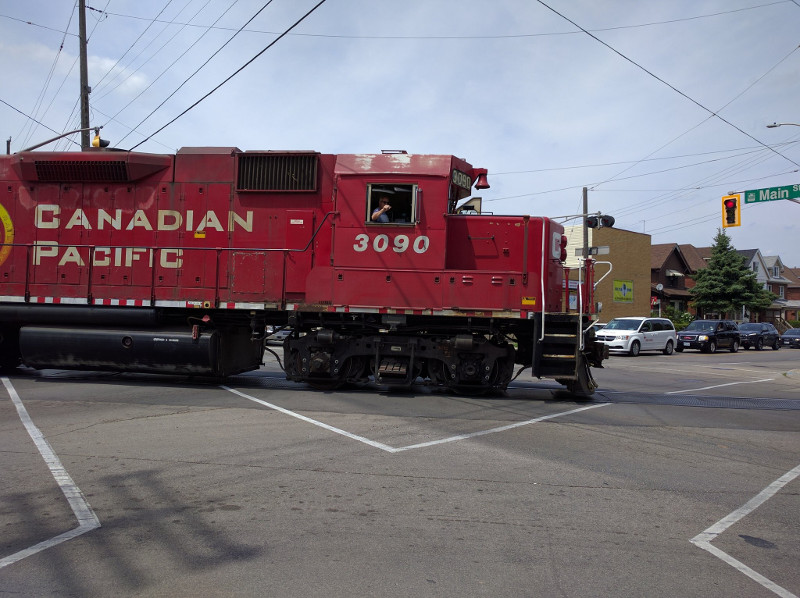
left=266, top=326, right=292, bottom=345
left=594, top=317, right=677, bottom=356
left=781, top=328, right=800, bottom=348
left=676, top=319, right=739, bottom=353
left=587, top=321, right=607, bottom=334
left=738, top=322, right=780, bottom=350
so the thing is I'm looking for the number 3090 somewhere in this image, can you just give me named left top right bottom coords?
left=353, top=234, right=429, bottom=254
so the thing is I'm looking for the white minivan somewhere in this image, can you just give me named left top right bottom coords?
left=595, top=317, right=677, bottom=356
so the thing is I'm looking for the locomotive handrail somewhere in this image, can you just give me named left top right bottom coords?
left=0, top=212, right=337, bottom=308
left=0, top=211, right=336, bottom=256
left=539, top=218, right=547, bottom=342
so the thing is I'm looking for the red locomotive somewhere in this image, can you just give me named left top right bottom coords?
left=0, top=146, right=605, bottom=395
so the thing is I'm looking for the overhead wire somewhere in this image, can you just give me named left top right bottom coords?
left=52, top=1, right=112, bottom=151
left=0, top=97, right=77, bottom=145
left=93, top=0, right=219, bottom=102
left=15, top=3, right=76, bottom=148
left=483, top=1, right=800, bottom=239
left=81, top=0, right=790, bottom=39
left=534, top=0, right=800, bottom=171
left=116, top=0, right=278, bottom=147
left=101, top=1, right=240, bottom=126
left=90, top=0, right=177, bottom=94
left=127, top=0, right=330, bottom=150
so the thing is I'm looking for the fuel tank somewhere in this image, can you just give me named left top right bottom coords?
left=19, top=326, right=259, bottom=376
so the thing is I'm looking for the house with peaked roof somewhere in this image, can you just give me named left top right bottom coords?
left=784, top=267, right=800, bottom=321
left=737, top=249, right=791, bottom=322
left=650, top=243, right=692, bottom=314
left=762, top=255, right=792, bottom=323
left=763, top=256, right=790, bottom=301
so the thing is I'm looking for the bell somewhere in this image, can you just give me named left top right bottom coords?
left=474, top=169, right=490, bottom=190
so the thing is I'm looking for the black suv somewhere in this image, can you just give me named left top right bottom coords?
left=738, top=322, right=780, bottom=350
left=676, top=320, right=740, bottom=353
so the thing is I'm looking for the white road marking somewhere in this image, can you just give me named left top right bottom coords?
left=690, top=463, right=800, bottom=598
left=0, top=378, right=100, bottom=569
left=667, top=378, right=773, bottom=394
left=221, top=385, right=608, bottom=452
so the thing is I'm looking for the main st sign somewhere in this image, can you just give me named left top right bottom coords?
left=744, top=184, right=800, bottom=204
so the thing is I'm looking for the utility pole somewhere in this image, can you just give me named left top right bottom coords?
left=582, top=187, right=589, bottom=259
left=79, top=0, right=90, bottom=149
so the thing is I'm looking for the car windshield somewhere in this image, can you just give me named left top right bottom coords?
left=605, top=319, right=642, bottom=331
left=738, top=323, right=760, bottom=331
left=684, top=321, right=716, bottom=332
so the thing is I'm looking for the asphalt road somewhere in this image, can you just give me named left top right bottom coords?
left=1, top=348, right=798, bottom=597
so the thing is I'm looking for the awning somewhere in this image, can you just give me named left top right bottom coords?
left=665, top=269, right=684, bottom=277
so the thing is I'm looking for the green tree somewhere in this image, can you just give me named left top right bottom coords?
left=690, top=229, right=774, bottom=318
left=659, top=305, right=693, bottom=330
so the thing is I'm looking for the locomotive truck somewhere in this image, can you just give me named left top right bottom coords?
left=0, top=146, right=605, bottom=395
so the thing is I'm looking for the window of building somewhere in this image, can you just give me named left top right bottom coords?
left=779, top=285, right=785, bottom=298
left=753, top=262, right=759, bottom=273
left=367, top=183, right=416, bottom=224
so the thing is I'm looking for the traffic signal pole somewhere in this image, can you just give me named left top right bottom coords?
left=582, top=187, right=589, bottom=259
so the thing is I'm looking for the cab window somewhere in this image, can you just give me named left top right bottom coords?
left=367, top=183, right=416, bottom=224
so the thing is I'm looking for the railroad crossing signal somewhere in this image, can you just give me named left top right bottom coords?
left=722, top=194, right=740, bottom=228
left=586, top=214, right=615, bottom=228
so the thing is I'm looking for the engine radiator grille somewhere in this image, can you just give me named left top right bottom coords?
left=237, top=153, right=318, bottom=192
left=34, top=160, right=129, bottom=182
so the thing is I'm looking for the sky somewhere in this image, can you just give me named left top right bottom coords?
left=2, top=0, right=799, bottom=265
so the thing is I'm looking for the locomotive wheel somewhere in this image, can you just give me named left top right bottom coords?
left=342, top=356, right=369, bottom=385
left=426, top=360, right=451, bottom=386
left=563, top=355, right=597, bottom=399
left=290, top=349, right=345, bottom=391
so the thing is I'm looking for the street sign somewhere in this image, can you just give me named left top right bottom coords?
left=744, top=184, right=800, bottom=204
left=573, top=246, right=610, bottom=256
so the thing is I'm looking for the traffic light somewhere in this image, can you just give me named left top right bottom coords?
left=599, top=215, right=615, bottom=228
left=722, top=194, right=740, bottom=228
left=586, top=214, right=615, bottom=228
left=91, top=127, right=110, bottom=148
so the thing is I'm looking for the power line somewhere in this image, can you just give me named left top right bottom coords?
left=82, top=0, right=790, bottom=39
left=128, top=0, right=329, bottom=150
left=99, top=1, right=239, bottom=122
left=534, top=0, right=800, bottom=171
left=117, top=0, right=277, bottom=147
left=0, top=97, right=80, bottom=147
left=91, top=1, right=177, bottom=93
left=491, top=142, right=798, bottom=177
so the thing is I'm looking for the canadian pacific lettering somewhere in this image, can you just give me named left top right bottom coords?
left=34, top=205, right=253, bottom=232
left=31, top=206, right=253, bottom=268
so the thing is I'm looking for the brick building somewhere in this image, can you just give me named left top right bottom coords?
left=563, top=226, right=651, bottom=321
